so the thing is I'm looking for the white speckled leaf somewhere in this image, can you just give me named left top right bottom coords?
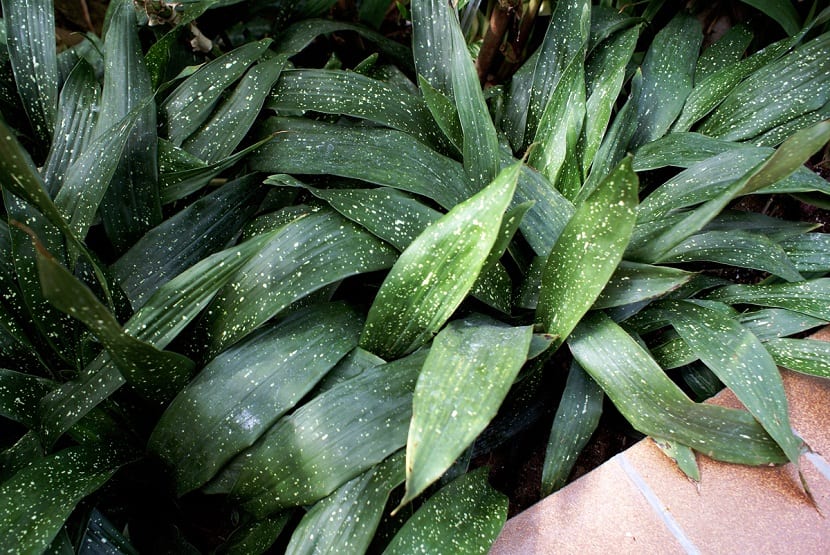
left=359, top=162, right=521, bottom=359
left=1, top=0, right=57, bottom=143
left=706, top=278, right=830, bottom=320
left=593, top=261, right=695, bottom=309
left=0, top=445, right=122, bottom=554
left=268, top=69, right=446, bottom=149
left=232, top=349, right=428, bottom=517
left=695, top=23, right=753, bottom=82
left=541, top=361, right=603, bottom=495
left=39, top=229, right=279, bottom=445
left=537, top=156, right=638, bottom=348
left=418, top=74, right=463, bottom=153
left=657, top=300, right=802, bottom=464
left=182, top=54, right=287, bottom=163
left=205, top=208, right=397, bottom=358
left=402, top=317, right=532, bottom=506
left=629, top=13, right=702, bottom=149
left=764, top=338, right=830, bottom=378
left=569, top=312, right=787, bottom=465
left=285, top=450, right=405, bottom=555
left=161, top=39, right=272, bottom=146
left=383, top=467, right=507, bottom=555
left=780, top=233, right=830, bottom=273
left=0, top=369, right=54, bottom=428
left=150, top=302, right=362, bottom=495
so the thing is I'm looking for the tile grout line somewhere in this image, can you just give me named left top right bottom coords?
left=805, top=451, right=830, bottom=483
left=618, top=452, right=702, bottom=555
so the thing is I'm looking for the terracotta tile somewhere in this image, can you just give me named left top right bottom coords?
left=622, top=440, right=830, bottom=554
left=489, top=456, right=685, bottom=554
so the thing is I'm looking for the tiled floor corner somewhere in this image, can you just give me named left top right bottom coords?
left=491, top=327, right=830, bottom=554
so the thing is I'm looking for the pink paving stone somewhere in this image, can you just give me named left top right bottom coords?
left=491, top=327, right=830, bottom=554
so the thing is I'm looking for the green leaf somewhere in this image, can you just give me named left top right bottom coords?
left=695, top=23, right=753, bottom=82
left=698, top=32, right=830, bottom=141
left=656, top=300, right=802, bottom=463
left=77, top=508, right=139, bottom=555
left=781, top=233, right=830, bottom=273
left=652, top=437, right=700, bottom=482
left=659, top=230, right=803, bottom=282
left=360, top=162, right=521, bottom=359
left=402, top=317, right=532, bottom=506
left=739, top=0, right=800, bottom=35
left=582, top=25, right=639, bottom=174
left=418, top=74, right=462, bottom=153
left=285, top=451, right=405, bottom=555
left=594, top=261, right=695, bottom=309
left=150, top=302, right=362, bottom=495
left=205, top=208, right=397, bottom=357
left=541, top=361, right=603, bottom=495
left=183, top=55, right=286, bottom=163
left=0, top=445, right=122, bottom=554
left=95, top=0, right=161, bottom=251
left=250, top=117, right=473, bottom=210
left=269, top=69, right=446, bottom=150
left=764, top=338, right=830, bottom=378
left=537, top=157, right=638, bottom=348
left=0, top=369, right=54, bottom=427
left=412, top=0, right=499, bottom=186
left=740, top=308, right=828, bottom=340
left=114, top=175, right=264, bottom=310
left=629, top=13, right=702, bottom=149
left=569, top=312, right=787, bottom=465
left=232, top=349, right=428, bottom=517
left=1, top=0, right=58, bottom=144
left=528, top=49, right=586, bottom=199
left=222, top=514, right=289, bottom=555
left=706, top=279, right=830, bottom=320
left=383, top=468, right=507, bottom=555
left=41, top=60, right=100, bottom=197
left=632, top=132, right=753, bottom=171
left=161, top=39, right=272, bottom=145
left=29, top=228, right=195, bottom=403
left=38, top=230, right=278, bottom=445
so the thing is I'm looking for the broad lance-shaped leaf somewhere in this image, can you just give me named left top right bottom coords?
left=537, top=157, right=638, bottom=349
left=41, top=60, right=100, bottom=197
left=285, top=451, right=405, bottom=555
left=182, top=54, right=287, bottom=163
left=629, top=13, right=702, bottom=150
left=360, top=162, right=521, bottom=359
left=221, top=514, right=289, bottom=555
left=0, top=444, right=123, bottom=554
left=655, top=300, right=802, bottom=464
left=541, top=361, right=603, bottom=495
left=95, top=0, right=161, bottom=251
left=706, top=279, right=830, bottom=321
left=569, top=312, right=787, bottom=465
left=764, top=338, right=830, bottom=379
left=161, top=39, right=272, bottom=146
left=383, top=468, right=507, bottom=555
left=38, top=229, right=280, bottom=445
left=1, top=0, right=58, bottom=144
left=411, top=0, right=499, bottom=186
left=204, top=208, right=397, bottom=358
left=593, top=261, right=695, bottom=310
left=0, top=369, right=54, bottom=427
left=232, top=349, right=428, bottom=517
left=25, top=225, right=195, bottom=403
left=695, top=23, right=753, bottom=82
left=401, top=317, right=532, bottom=507
left=113, top=174, right=265, bottom=310
left=150, top=302, right=362, bottom=495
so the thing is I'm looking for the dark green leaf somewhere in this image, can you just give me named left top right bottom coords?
left=205, top=208, right=397, bottom=357
left=150, top=302, right=362, bottom=495
left=706, top=279, right=830, bottom=320
left=632, top=132, right=753, bottom=171
left=0, top=369, right=54, bottom=427
left=764, top=338, right=830, bottom=378
left=77, top=508, right=139, bottom=555
left=629, top=13, right=702, bottom=149
left=541, top=362, right=603, bottom=495
left=285, top=451, right=405, bottom=555
left=0, top=445, right=122, bottom=554
left=383, top=468, right=507, bottom=555
left=537, top=157, right=638, bottom=348
left=418, top=74, right=462, bottom=153
left=695, top=23, right=753, bottom=82
left=569, top=312, right=787, bottom=464
left=402, top=317, right=532, bottom=505
left=738, top=0, right=800, bottom=35
left=360, top=162, right=520, bottom=358
left=594, top=261, right=695, bottom=309
left=1, top=0, right=58, bottom=143
left=781, top=233, right=830, bottom=273
left=221, top=514, right=289, bottom=555
left=232, top=349, right=428, bottom=517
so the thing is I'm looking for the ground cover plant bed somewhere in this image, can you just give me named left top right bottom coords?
left=1, top=0, right=830, bottom=552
